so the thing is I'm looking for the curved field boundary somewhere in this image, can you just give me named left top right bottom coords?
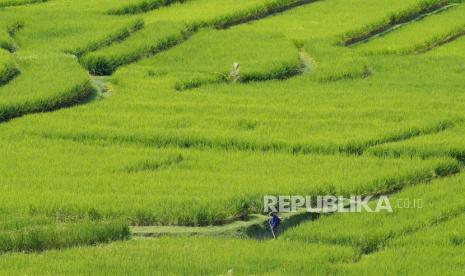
left=414, top=25, right=465, bottom=53
left=133, top=198, right=404, bottom=240
left=67, top=19, right=144, bottom=57
left=81, top=22, right=190, bottom=75
left=0, top=63, right=18, bottom=85
left=341, top=0, right=451, bottom=47
left=37, top=119, right=456, bottom=157
left=207, top=0, right=320, bottom=29
left=80, top=0, right=320, bottom=76
left=0, top=50, right=19, bottom=85
left=107, top=0, right=194, bottom=15
left=0, top=81, right=93, bottom=123
left=0, top=220, right=129, bottom=254
left=0, top=29, right=15, bottom=52
left=0, top=0, right=48, bottom=8
left=174, top=61, right=302, bottom=91
left=366, top=121, right=465, bottom=163
left=282, top=171, right=465, bottom=255
left=131, top=165, right=460, bottom=242
left=6, top=21, right=24, bottom=37
left=348, top=3, right=458, bottom=48
left=356, top=120, right=454, bottom=155
left=351, top=3, right=465, bottom=55
left=0, top=54, right=93, bottom=123
left=0, top=22, right=23, bottom=52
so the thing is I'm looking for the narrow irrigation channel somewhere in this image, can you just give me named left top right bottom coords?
left=132, top=210, right=319, bottom=240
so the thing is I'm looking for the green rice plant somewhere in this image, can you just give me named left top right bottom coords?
left=30, top=63, right=464, bottom=155
left=204, top=0, right=318, bottom=29
left=0, top=216, right=464, bottom=274
left=233, top=0, right=423, bottom=42
left=5, top=20, right=23, bottom=36
left=0, top=52, right=92, bottom=122
left=414, top=25, right=465, bottom=53
left=0, top=212, right=129, bottom=254
left=141, top=0, right=306, bottom=27
left=0, top=0, right=47, bottom=8
left=0, top=2, right=146, bottom=53
left=335, top=214, right=465, bottom=274
left=81, top=22, right=188, bottom=75
left=0, top=237, right=358, bottom=275
left=6, top=16, right=464, bottom=157
left=93, top=0, right=321, bottom=76
left=0, top=0, right=464, bottom=273
left=0, top=29, right=15, bottom=52
left=107, top=0, right=192, bottom=15
left=340, top=0, right=450, bottom=46
left=427, top=33, right=465, bottom=57
left=354, top=3, right=465, bottom=54
left=67, top=19, right=144, bottom=57
left=27, top=0, right=460, bottom=157
left=367, top=122, right=465, bottom=161
left=0, top=220, right=129, bottom=253
left=16, top=0, right=320, bottom=73
left=0, top=134, right=458, bottom=226
left=125, top=28, right=300, bottom=90
left=302, top=39, right=371, bottom=82
left=390, top=214, right=465, bottom=248
left=282, top=173, right=465, bottom=253
left=0, top=49, right=19, bottom=85
left=172, top=71, right=223, bottom=90
left=0, top=21, right=23, bottom=52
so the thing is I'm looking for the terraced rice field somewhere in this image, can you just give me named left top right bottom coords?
left=0, top=0, right=465, bottom=274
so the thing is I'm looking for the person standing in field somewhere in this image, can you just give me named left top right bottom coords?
left=269, top=212, right=281, bottom=239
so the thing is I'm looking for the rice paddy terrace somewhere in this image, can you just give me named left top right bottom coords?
left=0, top=0, right=465, bottom=274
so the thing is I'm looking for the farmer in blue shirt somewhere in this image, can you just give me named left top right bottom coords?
left=269, top=212, right=281, bottom=239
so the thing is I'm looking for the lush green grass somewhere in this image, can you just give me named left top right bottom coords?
left=302, top=40, right=371, bottom=82
left=0, top=1, right=142, bottom=53
left=67, top=19, right=145, bottom=57
left=0, top=134, right=457, bottom=226
left=0, top=0, right=465, bottom=273
left=79, top=0, right=321, bottom=76
left=282, top=173, right=465, bottom=253
left=0, top=218, right=129, bottom=253
left=140, top=0, right=312, bottom=27
left=107, top=0, right=192, bottom=15
left=1, top=213, right=464, bottom=274
left=0, top=0, right=47, bottom=8
left=232, top=0, right=423, bottom=42
left=0, top=49, right=18, bottom=85
left=339, top=0, right=451, bottom=46
left=8, top=0, right=462, bottom=157
left=363, top=38, right=465, bottom=159
left=0, top=237, right=358, bottom=275
left=337, top=214, right=465, bottom=275
left=126, top=28, right=301, bottom=90
left=0, top=213, right=129, bottom=254
left=368, top=122, right=465, bottom=160
left=0, top=52, right=91, bottom=122
left=355, top=3, right=465, bottom=54
left=18, top=56, right=463, bottom=156
left=0, top=28, right=15, bottom=52
left=428, top=33, right=465, bottom=57
left=11, top=31, right=465, bottom=156
left=81, top=21, right=188, bottom=75
left=1, top=215, right=464, bottom=274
